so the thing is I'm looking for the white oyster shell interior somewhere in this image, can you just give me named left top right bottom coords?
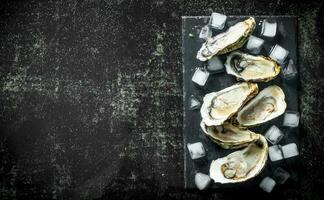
left=209, top=136, right=268, bottom=183
left=236, top=85, right=287, bottom=126
left=225, top=51, right=281, bottom=82
left=200, top=82, right=258, bottom=126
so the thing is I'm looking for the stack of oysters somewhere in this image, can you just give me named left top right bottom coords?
left=197, top=17, right=287, bottom=184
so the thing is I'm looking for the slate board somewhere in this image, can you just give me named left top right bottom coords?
left=182, top=16, right=300, bottom=190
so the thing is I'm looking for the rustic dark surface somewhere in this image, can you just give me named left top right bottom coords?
left=0, top=0, right=323, bottom=199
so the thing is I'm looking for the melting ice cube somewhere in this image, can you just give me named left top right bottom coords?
left=283, top=111, right=300, bottom=127
left=191, top=68, right=210, bottom=86
left=189, top=95, right=201, bottom=110
left=199, top=25, right=212, bottom=40
left=246, top=35, right=264, bottom=54
left=259, top=177, right=276, bottom=193
left=195, top=172, right=211, bottom=190
left=209, top=12, right=227, bottom=30
left=187, top=142, right=206, bottom=160
left=273, top=167, right=290, bottom=184
left=282, top=143, right=299, bottom=159
left=261, top=19, right=277, bottom=38
left=265, top=125, right=284, bottom=145
left=207, top=56, right=224, bottom=73
left=269, top=145, right=283, bottom=162
left=269, top=44, right=289, bottom=64
left=282, top=59, right=298, bottom=80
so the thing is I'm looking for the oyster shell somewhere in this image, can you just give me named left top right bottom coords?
left=225, top=51, right=281, bottom=82
left=209, top=135, right=268, bottom=183
left=197, top=17, right=256, bottom=61
left=200, top=122, right=260, bottom=149
left=237, top=85, right=287, bottom=126
left=200, top=82, right=258, bottom=126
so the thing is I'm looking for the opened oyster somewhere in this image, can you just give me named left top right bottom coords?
left=200, top=122, right=260, bottom=149
left=237, top=85, right=287, bottom=126
left=225, top=51, right=281, bottom=82
left=209, top=136, right=268, bottom=183
left=197, top=17, right=256, bottom=61
left=200, top=82, right=258, bottom=126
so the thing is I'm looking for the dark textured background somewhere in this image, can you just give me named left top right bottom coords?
left=0, top=0, right=323, bottom=199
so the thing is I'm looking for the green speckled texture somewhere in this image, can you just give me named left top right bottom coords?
left=0, top=0, right=323, bottom=199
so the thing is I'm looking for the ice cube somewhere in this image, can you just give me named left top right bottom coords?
left=187, top=142, right=206, bottom=159
left=273, top=167, right=290, bottom=184
left=282, top=59, right=297, bottom=80
left=209, top=12, right=227, bottom=30
left=283, top=111, right=300, bottom=127
left=259, top=177, right=276, bottom=193
left=207, top=56, right=224, bottom=73
left=195, top=172, right=211, bottom=190
left=246, top=35, right=264, bottom=54
left=189, top=95, right=201, bottom=110
left=269, top=44, right=289, bottom=64
left=268, top=145, right=283, bottom=162
left=261, top=19, right=277, bottom=38
left=191, top=68, right=210, bottom=86
left=282, top=143, right=299, bottom=159
left=199, top=25, right=212, bottom=40
left=265, top=125, right=284, bottom=145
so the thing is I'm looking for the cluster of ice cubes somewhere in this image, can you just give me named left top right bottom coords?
left=260, top=19, right=298, bottom=79
left=266, top=110, right=300, bottom=161
left=198, top=12, right=227, bottom=41
left=189, top=14, right=227, bottom=188
left=263, top=110, right=298, bottom=192
left=187, top=142, right=212, bottom=190
left=269, top=143, right=299, bottom=162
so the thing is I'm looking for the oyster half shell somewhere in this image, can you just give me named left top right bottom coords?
left=237, top=85, right=287, bottom=127
left=197, top=17, right=256, bottom=61
left=200, top=82, right=258, bottom=126
left=209, top=135, right=268, bottom=183
left=200, top=122, right=260, bottom=149
left=225, top=51, right=281, bottom=82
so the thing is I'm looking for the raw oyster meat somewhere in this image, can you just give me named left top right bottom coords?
left=225, top=51, right=281, bottom=82
left=197, top=17, right=256, bottom=61
left=236, top=85, right=287, bottom=126
left=200, top=82, right=258, bottom=126
left=209, top=136, right=268, bottom=183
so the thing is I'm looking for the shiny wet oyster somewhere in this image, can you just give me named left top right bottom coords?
left=200, top=122, right=260, bottom=149
left=200, top=82, right=258, bottom=126
left=225, top=51, right=281, bottom=82
left=209, top=136, right=268, bottom=183
left=197, top=17, right=256, bottom=61
left=236, top=85, right=287, bottom=127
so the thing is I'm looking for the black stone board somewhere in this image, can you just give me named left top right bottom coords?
left=182, top=16, right=299, bottom=190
